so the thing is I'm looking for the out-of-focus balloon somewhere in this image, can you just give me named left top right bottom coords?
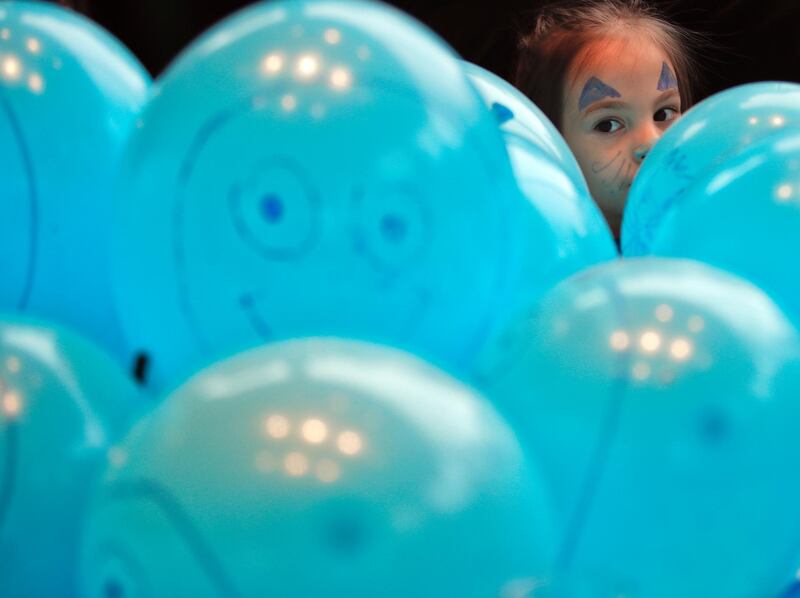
left=0, top=316, right=143, bottom=597
left=495, top=134, right=617, bottom=327
left=650, top=129, right=800, bottom=321
left=111, top=0, right=523, bottom=390
left=81, top=338, right=556, bottom=597
left=623, top=81, right=800, bottom=255
left=0, top=2, right=150, bottom=362
left=473, top=258, right=800, bottom=598
left=464, top=60, right=589, bottom=193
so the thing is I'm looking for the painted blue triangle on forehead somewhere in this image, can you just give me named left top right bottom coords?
left=578, top=76, right=621, bottom=112
left=657, top=61, right=678, bottom=91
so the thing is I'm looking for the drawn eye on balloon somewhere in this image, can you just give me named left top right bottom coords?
left=88, top=541, right=151, bottom=598
left=85, top=479, right=235, bottom=598
left=228, top=157, right=322, bottom=261
left=349, top=185, right=432, bottom=274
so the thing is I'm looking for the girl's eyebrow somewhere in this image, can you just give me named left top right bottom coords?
left=583, top=89, right=679, bottom=117
left=583, top=99, right=628, bottom=115
left=578, top=76, right=621, bottom=112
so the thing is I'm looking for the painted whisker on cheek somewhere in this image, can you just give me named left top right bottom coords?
left=612, top=156, right=626, bottom=182
left=591, top=151, right=621, bottom=174
left=605, top=158, right=632, bottom=194
left=618, top=162, right=633, bottom=191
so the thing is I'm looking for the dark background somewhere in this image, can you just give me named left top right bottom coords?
left=54, top=0, right=800, bottom=103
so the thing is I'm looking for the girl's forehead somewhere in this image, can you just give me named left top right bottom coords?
left=566, top=33, right=675, bottom=99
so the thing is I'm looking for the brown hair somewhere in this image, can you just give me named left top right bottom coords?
left=514, top=0, right=703, bottom=131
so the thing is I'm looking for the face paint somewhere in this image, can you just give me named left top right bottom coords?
left=561, top=34, right=682, bottom=237
left=578, top=76, right=622, bottom=112
left=657, top=62, right=678, bottom=92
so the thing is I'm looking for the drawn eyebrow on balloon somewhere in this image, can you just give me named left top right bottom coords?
left=657, top=62, right=678, bottom=91
left=579, top=76, right=622, bottom=112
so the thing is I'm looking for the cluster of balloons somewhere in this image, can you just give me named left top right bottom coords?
left=1, top=1, right=800, bottom=597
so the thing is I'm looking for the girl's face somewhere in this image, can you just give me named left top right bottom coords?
left=561, top=33, right=681, bottom=235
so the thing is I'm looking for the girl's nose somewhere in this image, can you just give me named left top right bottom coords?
left=633, top=143, right=651, bottom=164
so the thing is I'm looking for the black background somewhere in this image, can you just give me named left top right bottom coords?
left=55, top=0, right=800, bottom=103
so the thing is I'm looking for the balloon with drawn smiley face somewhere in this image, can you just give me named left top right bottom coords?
left=111, top=0, right=523, bottom=389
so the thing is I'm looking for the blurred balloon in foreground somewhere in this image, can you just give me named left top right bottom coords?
left=464, top=60, right=589, bottom=194
left=473, top=258, right=800, bottom=598
left=487, top=135, right=617, bottom=340
left=623, top=81, right=800, bottom=255
left=651, top=129, right=800, bottom=321
left=0, top=2, right=150, bottom=361
left=0, top=316, right=143, bottom=597
left=111, top=0, right=521, bottom=389
left=81, top=338, right=555, bottom=597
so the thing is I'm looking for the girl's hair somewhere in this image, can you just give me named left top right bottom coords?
left=514, top=0, right=703, bottom=131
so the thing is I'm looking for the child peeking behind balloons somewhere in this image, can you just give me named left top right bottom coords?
left=514, top=0, right=702, bottom=240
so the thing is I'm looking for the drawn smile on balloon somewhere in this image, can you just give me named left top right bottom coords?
left=237, top=275, right=433, bottom=344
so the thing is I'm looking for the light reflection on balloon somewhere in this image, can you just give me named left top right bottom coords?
left=474, top=258, right=800, bottom=598
left=81, top=338, right=556, bottom=597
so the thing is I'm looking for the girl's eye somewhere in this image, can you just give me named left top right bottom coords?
left=655, top=107, right=680, bottom=122
left=594, top=118, right=623, bottom=134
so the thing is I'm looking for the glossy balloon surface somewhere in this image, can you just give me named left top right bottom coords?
left=111, top=0, right=521, bottom=389
left=650, top=129, right=800, bottom=321
left=0, top=316, right=143, bottom=597
left=494, top=134, right=617, bottom=330
left=464, top=60, right=589, bottom=193
left=0, top=2, right=150, bottom=360
left=81, top=338, right=555, bottom=597
left=474, top=258, right=800, bottom=598
left=623, top=81, right=800, bottom=255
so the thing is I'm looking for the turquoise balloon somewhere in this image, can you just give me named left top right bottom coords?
left=0, top=2, right=150, bottom=362
left=651, top=129, right=800, bottom=321
left=474, top=258, right=800, bottom=598
left=80, top=338, right=556, bottom=597
left=111, top=0, right=521, bottom=390
left=0, top=316, right=143, bottom=597
left=623, top=81, right=800, bottom=255
left=464, top=60, right=589, bottom=194
left=492, top=134, right=617, bottom=331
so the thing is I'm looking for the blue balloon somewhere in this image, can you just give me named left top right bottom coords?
left=80, top=338, right=556, bottom=596
left=110, top=0, right=523, bottom=390
left=473, top=258, right=800, bottom=597
left=623, top=81, right=800, bottom=255
left=650, top=129, right=800, bottom=322
left=490, top=134, right=617, bottom=331
left=0, top=316, right=143, bottom=596
left=0, top=2, right=151, bottom=362
left=464, top=60, right=589, bottom=194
